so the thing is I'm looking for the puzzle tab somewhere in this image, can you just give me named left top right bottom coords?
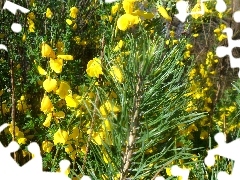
left=175, top=0, right=227, bottom=23
left=0, top=123, right=71, bottom=180
left=154, top=165, right=190, bottom=180
left=204, top=132, right=240, bottom=179
left=0, top=1, right=30, bottom=52
left=216, top=27, right=240, bottom=78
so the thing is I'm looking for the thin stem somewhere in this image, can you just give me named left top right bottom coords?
left=120, top=74, right=142, bottom=180
left=82, top=35, right=104, bottom=172
left=10, top=58, right=17, bottom=161
left=81, top=94, right=99, bottom=172
left=52, top=146, right=60, bottom=170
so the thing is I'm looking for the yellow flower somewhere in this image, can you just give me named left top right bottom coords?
left=73, top=23, right=77, bottom=30
left=81, top=146, right=87, bottom=154
left=8, top=124, right=20, bottom=136
left=69, top=151, right=76, bottom=160
left=56, top=81, right=70, bottom=99
left=43, top=77, right=57, bottom=92
left=41, top=43, right=56, bottom=59
left=40, top=95, right=54, bottom=114
left=206, top=78, right=213, bottom=87
left=65, top=144, right=73, bottom=154
left=218, top=13, right=223, bottom=19
left=103, top=151, right=111, bottom=163
left=99, top=100, right=121, bottom=116
left=54, top=111, right=65, bottom=119
left=37, top=66, right=47, bottom=75
left=43, top=113, right=52, bottom=127
left=218, top=34, right=227, bottom=42
left=117, top=15, right=129, bottom=31
left=114, top=40, right=124, bottom=51
left=74, top=36, right=81, bottom=45
left=220, top=24, right=226, bottom=30
left=92, top=131, right=105, bottom=145
left=214, top=28, right=221, bottom=34
left=184, top=51, right=191, bottom=59
left=50, top=58, right=63, bottom=73
left=46, top=8, right=53, bottom=18
left=111, top=3, right=120, bottom=15
left=186, top=44, right=193, bottom=50
left=122, top=0, right=135, bottom=14
left=42, top=141, right=53, bottom=153
left=17, top=137, right=27, bottom=145
left=166, top=167, right=172, bottom=176
left=191, top=1, right=208, bottom=19
left=200, top=130, right=208, bottom=139
left=22, top=34, right=26, bottom=42
left=56, top=41, right=64, bottom=53
left=0, top=102, right=9, bottom=115
left=68, top=126, right=80, bottom=140
left=70, top=7, right=79, bottom=19
left=0, top=89, right=3, bottom=96
left=158, top=6, right=172, bottom=21
left=192, top=33, right=199, bottom=37
left=57, top=55, right=73, bottom=60
left=27, top=12, right=35, bottom=20
left=228, top=106, right=236, bottom=113
left=66, top=19, right=73, bottom=25
left=110, top=66, right=123, bottom=83
left=102, top=119, right=111, bottom=131
left=108, top=16, right=113, bottom=22
left=30, top=0, right=35, bottom=6
left=117, top=14, right=139, bottom=31
left=169, top=30, right=175, bottom=37
left=86, top=57, right=103, bottom=78
left=132, top=10, right=154, bottom=20
left=17, top=100, right=28, bottom=112
left=65, top=95, right=79, bottom=108
left=53, top=129, right=68, bottom=145
left=19, top=95, right=25, bottom=101
left=27, top=19, right=35, bottom=32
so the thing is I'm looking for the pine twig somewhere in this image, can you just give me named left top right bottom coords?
left=120, top=74, right=142, bottom=180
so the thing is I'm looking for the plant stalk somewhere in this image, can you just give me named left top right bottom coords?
left=120, top=74, right=142, bottom=180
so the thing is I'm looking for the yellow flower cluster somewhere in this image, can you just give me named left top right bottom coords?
left=181, top=51, right=219, bottom=141
left=214, top=103, right=238, bottom=134
left=40, top=42, right=73, bottom=74
left=116, top=0, right=154, bottom=31
left=36, top=40, right=87, bottom=152
left=214, top=24, right=227, bottom=42
left=17, top=95, right=29, bottom=113
left=5, top=123, right=28, bottom=145
left=66, top=7, right=79, bottom=30
left=191, top=0, right=210, bottom=19
left=27, top=12, right=35, bottom=32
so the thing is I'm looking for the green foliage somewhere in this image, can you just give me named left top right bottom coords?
left=0, top=0, right=240, bottom=180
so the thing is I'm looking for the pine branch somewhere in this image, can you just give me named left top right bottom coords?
left=120, top=73, right=142, bottom=180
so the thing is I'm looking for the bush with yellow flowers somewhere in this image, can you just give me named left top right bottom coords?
left=1, top=0, right=240, bottom=179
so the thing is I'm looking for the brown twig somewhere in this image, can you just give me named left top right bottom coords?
left=10, top=58, right=17, bottom=161
left=120, top=74, right=142, bottom=180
